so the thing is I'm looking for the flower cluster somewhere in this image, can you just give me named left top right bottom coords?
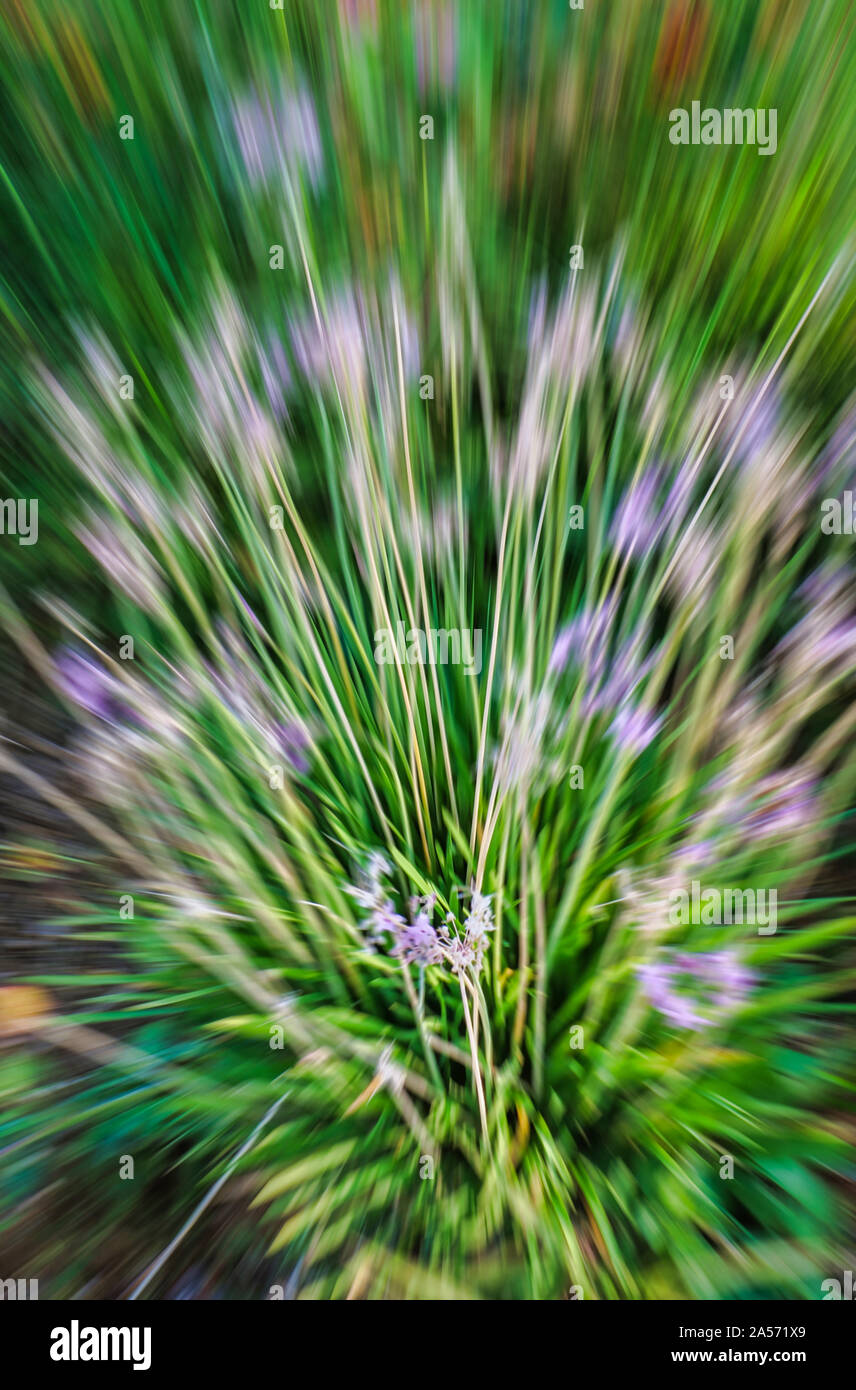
left=637, top=949, right=755, bottom=1031
left=439, top=891, right=495, bottom=975
left=344, top=852, right=406, bottom=947
left=550, top=598, right=662, bottom=756
left=347, top=855, right=494, bottom=976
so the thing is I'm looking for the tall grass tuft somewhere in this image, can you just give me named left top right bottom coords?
left=1, top=0, right=855, bottom=1300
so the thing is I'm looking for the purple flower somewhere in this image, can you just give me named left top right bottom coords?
left=275, top=721, right=311, bottom=775
left=390, top=912, right=443, bottom=967
left=414, top=3, right=457, bottom=94
left=610, top=702, right=662, bottom=756
left=609, top=469, right=662, bottom=560
left=637, top=962, right=707, bottom=1030
left=662, top=464, right=696, bottom=536
left=549, top=626, right=576, bottom=675
left=724, top=377, right=783, bottom=469
left=638, top=949, right=754, bottom=1031
left=672, top=839, right=716, bottom=872
left=373, top=901, right=408, bottom=939
left=230, top=87, right=323, bottom=192
left=747, top=771, right=818, bottom=839
left=461, top=891, right=495, bottom=972
left=777, top=566, right=856, bottom=681
left=551, top=597, right=662, bottom=749
left=549, top=599, right=616, bottom=680
left=55, top=648, right=117, bottom=720
left=339, top=0, right=378, bottom=31
left=258, top=332, right=292, bottom=422
left=816, top=396, right=856, bottom=495
left=77, top=515, right=165, bottom=614
left=346, top=853, right=405, bottom=947
left=596, top=645, right=656, bottom=716
left=674, top=950, right=755, bottom=1010
left=289, top=285, right=366, bottom=393
left=665, top=522, right=719, bottom=613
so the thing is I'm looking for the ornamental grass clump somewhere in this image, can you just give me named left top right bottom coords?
left=1, top=0, right=855, bottom=1301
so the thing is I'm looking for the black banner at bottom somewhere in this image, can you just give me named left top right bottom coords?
left=1, top=1297, right=849, bottom=1377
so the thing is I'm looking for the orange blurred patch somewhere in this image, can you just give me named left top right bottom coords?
left=0, top=985, right=53, bottom=1037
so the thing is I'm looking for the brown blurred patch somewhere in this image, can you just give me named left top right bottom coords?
left=4, top=0, right=44, bottom=54
left=4, top=3, right=109, bottom=125
left=652, top=0, right=709, bottom=102
left=1, top=844, right=66, bottom=875
left=494, top=103, right=538, bottom=206
left=755, top=0, right=806, bottom=51
left=53, top=14, right=109, bottom=126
